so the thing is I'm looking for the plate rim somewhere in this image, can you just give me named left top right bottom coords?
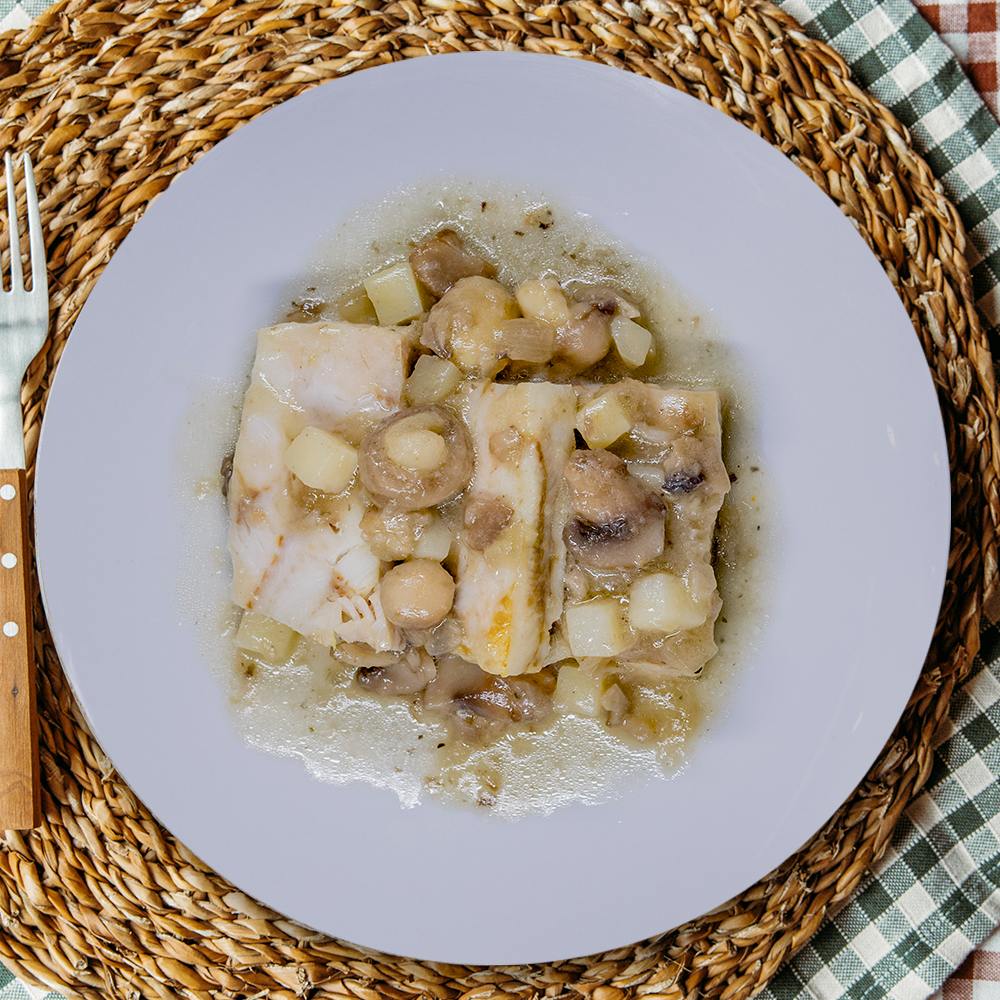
left=33, top=50, right=952, bottom=964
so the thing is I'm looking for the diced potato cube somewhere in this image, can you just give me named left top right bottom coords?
left=611, top=315, right=652, bottom=368
left=284, top=427, right=358, bottom=493
left=564, top=599, right=630, bottom=658
left=364, top=261, right=424, bottom=326
left=237, top=610, right=299, bottom=664
left=405, top=354, right=462, bottom=405
left=627, top=573, right=707, bottom=633
left=413, top=518, right=454, bottom=561
left=553, top=664, right=603, bottom=717
left=578, top=392, right=632, bottom=448
left=515, top=279, right=571, bottom=327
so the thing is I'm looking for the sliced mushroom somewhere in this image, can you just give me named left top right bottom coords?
left=359, top=405, right=473, bottom=510
left=409, top=229, right=496, bottom=297
left=663, top=469, right=705, bottom=494
left=423, top=656, right=557, bottom=728
left=662, top=434, right=730, bottom=503
left=355, top=648, right=437, bottom=696
left=575, top=285, right=641, bottom=319
left=459, top=670, right=557, bottom=725
left=563, top=448, right=665, bottom=569
left=463, top=496, right=514, bottom=550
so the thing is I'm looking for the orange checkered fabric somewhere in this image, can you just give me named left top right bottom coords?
left=916, top=0, right=999, bottom=117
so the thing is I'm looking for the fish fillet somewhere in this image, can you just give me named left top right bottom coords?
left=228, top=320, right=410, bottom=650
left=453, top=381, right=577, bottom=675
left=597, top=378, right=729, bottom=676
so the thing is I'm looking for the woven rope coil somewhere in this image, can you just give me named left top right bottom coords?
left=0, top=1, right=997, bottom=998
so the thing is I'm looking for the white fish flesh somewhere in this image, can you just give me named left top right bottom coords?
left=594, top=378, right=729, bottom=677
left=453, top=381, right=577, bottom=676
left=228, top=321, right=411, bottom=650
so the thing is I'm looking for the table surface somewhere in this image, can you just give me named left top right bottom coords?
left=0, top=1, right=997, bottom=999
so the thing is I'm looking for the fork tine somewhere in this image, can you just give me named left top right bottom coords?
left=4, top=152, right=23, bottom=294
left=22, top=154, right=46, bottom=300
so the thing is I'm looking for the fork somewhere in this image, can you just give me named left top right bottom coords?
left=0, top=152, right=48, bottom=830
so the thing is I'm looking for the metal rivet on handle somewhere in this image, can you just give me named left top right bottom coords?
left=0, top=554, right=14, bottom=569
left=3, top=622, right=18, bottom=637
left=0, top=485, right=14, bottom=500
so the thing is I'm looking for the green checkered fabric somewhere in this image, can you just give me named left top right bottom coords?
left=0, top=957, right=53, bottom=1000
left=0, top=0, right=48, bottom=32
left=759, top=613, right=1000, bottom=1000
left=0, top=1, right=997, bottom=1000
left=779, top=0, right=1000, bottom=348
left=754, top=3, right=1000, bottom=997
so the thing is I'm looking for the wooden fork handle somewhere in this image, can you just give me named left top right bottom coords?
left=0, top=469, right=39, bottom=830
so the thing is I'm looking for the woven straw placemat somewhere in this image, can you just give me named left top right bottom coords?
left=0, top=1, right=998, bottom=998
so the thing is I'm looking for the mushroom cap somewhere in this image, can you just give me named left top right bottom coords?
left=359, top=405, right=473, bottom=510
left=379, top=559, right=456, bottom=630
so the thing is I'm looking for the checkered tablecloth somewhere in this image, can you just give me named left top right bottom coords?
left=760, top=602, right=1000, bottom=1000
left=939, top=924, right=1000, bottom=1000
left=0, top=1, right=999, bottom=1000
left=917, top=0, right=998, bottom=120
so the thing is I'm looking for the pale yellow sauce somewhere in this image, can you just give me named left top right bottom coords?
left=175, top=179, right=775, bottom=818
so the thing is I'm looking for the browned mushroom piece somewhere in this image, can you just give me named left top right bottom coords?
left=575, top=285, right=641, bottom=318
left=463, top=496, right=514, bottom=550
left=563, top=448, right=666, bottom=569
left=355, top=648, right=437, bottom=696
left=662, top=434, right=730, bottom=508
left=409, top=229, right=496, bottom=297
left=554, top=301, right=614, bottom=370
left=423, top=657, right=557, bottom=739
left=359, top=405, right=473, bottom=510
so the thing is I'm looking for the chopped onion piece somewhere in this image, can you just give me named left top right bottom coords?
left=611, top=315, right=652, bottom=368
left=578, top=391, right=632, bottom=447
left=237, top=610, right=299, bottom=664
left=413, top=518, right=455, bottom=561
left=601, top=683, right=629, bottom=725
left=498, top=317, right=557, bottom=363
left=552, top=665, right=603, bottom=717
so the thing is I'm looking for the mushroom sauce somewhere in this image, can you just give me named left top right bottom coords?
left=177, top=181, right=773, bottom=819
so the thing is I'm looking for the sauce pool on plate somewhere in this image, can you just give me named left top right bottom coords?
left=174, top=180, right=775, bottom=819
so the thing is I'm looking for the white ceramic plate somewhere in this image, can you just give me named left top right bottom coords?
left=34, top=52, right=949, bottom=964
